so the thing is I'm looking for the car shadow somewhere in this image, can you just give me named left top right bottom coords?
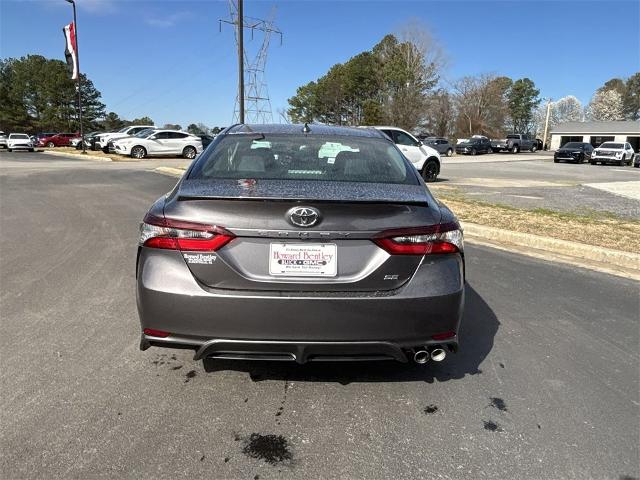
left=202, top=284, right=499, bottom=385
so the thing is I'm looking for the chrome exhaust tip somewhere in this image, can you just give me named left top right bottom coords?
left=430, top=348, right=446, bottom=362
left=413, top=349, right=430, bottom=364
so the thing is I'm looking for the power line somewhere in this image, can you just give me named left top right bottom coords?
left=220, top=0, right=282, bottom=124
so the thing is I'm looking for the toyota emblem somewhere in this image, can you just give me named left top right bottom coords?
left=287, top=206, right=321, bottom=228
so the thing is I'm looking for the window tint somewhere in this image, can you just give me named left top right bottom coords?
left=169, top=132, right=189, bottom=139
left=393, top=131, right=418, bottom=147
left=189, top=134, right=417, bottom=185
left=380, top=130, right=394, bottom=141
left=154, top=132, right=171, bottom=140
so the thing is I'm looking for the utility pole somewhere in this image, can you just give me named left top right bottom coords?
left=220, top=2, right=282, bottom=124
left=237, top=0, right=244, bottom=124
left=65, top=0, right=85, bottom=153
left=542, top=98, right=552, bottom=151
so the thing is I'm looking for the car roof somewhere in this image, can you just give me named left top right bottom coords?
left=151, top=129, right=191, bottom=134
left=225, top=123, right=388, bottom=139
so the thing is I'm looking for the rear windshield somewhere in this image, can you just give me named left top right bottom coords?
left=599, top=143, right=623, bottom=149
left=562, top=142, right=583, bottom=148
left=189, top=134, right=417, bottom=185
left=10, top=134, right=29, bottom=139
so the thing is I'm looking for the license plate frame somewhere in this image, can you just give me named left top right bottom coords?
left=269, top=243, right=337, bottom=277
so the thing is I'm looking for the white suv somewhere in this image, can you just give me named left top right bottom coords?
left=7, top=133, right=35, bottom=152
left=113, top=129, right=203, bottom=159
left=94, top=125, right=155, bottom=152
left=369, top=126, right=441, bottom=182
left=591, top=141, right=635, bottom=166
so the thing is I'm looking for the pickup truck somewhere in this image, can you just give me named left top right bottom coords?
left=491, top=134, right=538, bottom=153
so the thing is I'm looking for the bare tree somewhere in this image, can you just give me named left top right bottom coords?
left=451, top=74, right=509, bottom=138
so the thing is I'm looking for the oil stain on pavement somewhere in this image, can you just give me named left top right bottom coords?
left=242, top=433, right=292, bottom=465
left=489, top=397, right=508, bottom=412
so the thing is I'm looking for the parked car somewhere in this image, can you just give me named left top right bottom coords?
left=199, top=134, right=215, bottom=150
left=422, top=137, right=454, bottom=157
left=456, top=136, right=492, bottom=155
left=35, top=132, right=58, bottom=145
left=73, top=132, right=102, bottom=150
left=535, top=138, right=544, bottom=151
left=7, top=133, right=35, bottom=152
left=590, top=142, right=635, bottom=166
left=634, top=153, right=640, bottom=168
left=137, top=124, right=464, bottom=365
left=369, top=126, right=441, bottom=182
left=38, top=133, right=78, bottom=147
left=553, top=142, right=593, bottom=164
left=113, top=129, right=203, bottom=159
left=94, top=125, right=155, bottom=152
left=0, top=131, right=7, bottom=149
left=491, top=134, right=538, bottom=153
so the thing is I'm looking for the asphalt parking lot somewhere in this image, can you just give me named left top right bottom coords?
left=438, top=153, right=640, bottom=219
left=1, top=151, right=639, bottom=479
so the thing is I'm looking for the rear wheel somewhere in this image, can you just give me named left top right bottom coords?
left=29, top=148, right=34, bottom=152
left=182, top=146, right=197, bottom=159
left=531, top=144, right=537, bottom=152
left=470, top=148, right=477, bottom=156
left=511, top=145, right=519, bottom=154
left=7, top=148, right=12, bottom=152
left=46, top=142, right=54, bottom=148
left=131, top=146, right=146, bottom=159
left=446, top=148, right=453, bottom=157
left=422, top=159, right=439, bottom=183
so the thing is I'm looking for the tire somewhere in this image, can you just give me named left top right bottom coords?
left=29, top=148, right=34, bottom=152
left=46, top=142, right=55, bottom=148
left=554, top=158, right=559, bottom=163
left=470, top=148, right=477, bottom=156
left=446, top=148, right=453, bottom=157
left=511, top=145, right=519, bottom=154
left=7, top=148, right=12, bottom=152
left=130, top=146, right=146, bottom=159
left=102, top=146, right=109, bottom=153
left=619, top=155, right=626, bottom=166
left=531, top=145, right=537, bottom=152
left=182, top=146, right=197, bottom=159
left=421, top=159, right=439, bottom=183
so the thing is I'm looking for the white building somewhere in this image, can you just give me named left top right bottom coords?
left=550, top=121, right=640, bottom=151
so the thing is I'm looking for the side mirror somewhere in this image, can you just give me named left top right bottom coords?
left=149, top=135, right=157, bottom=140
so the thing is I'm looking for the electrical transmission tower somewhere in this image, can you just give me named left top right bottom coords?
left=220, top=1, right=282, bottom=124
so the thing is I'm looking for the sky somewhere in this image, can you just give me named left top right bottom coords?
left=1, top=0, right=639, bottom=128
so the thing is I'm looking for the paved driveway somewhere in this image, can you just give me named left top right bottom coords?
left=435, top=158, right=640, bottom=219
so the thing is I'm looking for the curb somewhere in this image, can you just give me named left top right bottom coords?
left=41, top=150, right=113, bottom=162
left=462, top=222, right=640, bottom=280
left=154, top=167, right=186, bottom=177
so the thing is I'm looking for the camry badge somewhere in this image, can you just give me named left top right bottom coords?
left=287, top=206, right=321, bottom=228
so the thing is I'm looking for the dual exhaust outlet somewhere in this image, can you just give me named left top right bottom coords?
left=413, top=346, right=447, bottom=364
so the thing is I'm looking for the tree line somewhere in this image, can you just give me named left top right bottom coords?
left=0, top=55, right=223, bottom=135
left=287, top=26, right=640, bottom=140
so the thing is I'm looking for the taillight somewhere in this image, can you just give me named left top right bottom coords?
left=143, top=328, right=170, bottom=338
left=373, top=222, right=463, bottom=255
left=139, top=213, right=235, bottom=251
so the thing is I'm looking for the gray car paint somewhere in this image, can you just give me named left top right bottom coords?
left=137, top=124, right=464, bottom=363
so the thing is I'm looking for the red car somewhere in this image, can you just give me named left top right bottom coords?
left=38, top=133, right=79, bottom=147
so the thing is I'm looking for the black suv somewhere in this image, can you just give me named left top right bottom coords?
left=455, top=137, right=492, bottom=155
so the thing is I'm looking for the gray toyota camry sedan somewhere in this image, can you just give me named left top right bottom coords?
left=137, top=124, right=464, bottom=365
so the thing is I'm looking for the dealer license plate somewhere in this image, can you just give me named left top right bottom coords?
left=269, top=243, right=337, bottom=277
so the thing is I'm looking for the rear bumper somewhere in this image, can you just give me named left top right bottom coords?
left=136, top=249, right=465, bottom=362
